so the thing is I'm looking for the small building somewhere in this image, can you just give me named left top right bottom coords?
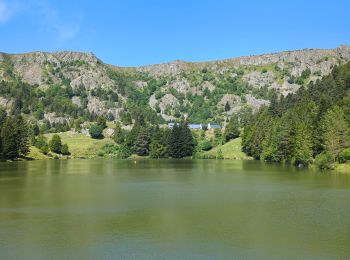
left=168, top=123, right=221, bottom=130
left=168, top=123, right=175, bottom=128
left=188, top=124, right=203, bottom=130
left=208, top=123, right=221, bottom=129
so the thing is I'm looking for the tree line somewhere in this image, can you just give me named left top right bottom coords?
left=94, top=112, right=240, bottom=159
left=242, top=61, right=350, bottom=169
left=0, top=108, right=29, bottom=160
left=108, top=115, right=195, bottom=159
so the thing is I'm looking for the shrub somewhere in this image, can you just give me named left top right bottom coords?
left=315, top=152, right=334, bottom=170
left=35, top=135, right=47, bottom=149
left=216, top=149, right=224, bottom=159
left=97, top=116, right=107, bottom=129
left=97, top=150, right=105, bottom=157
left=101, top=143, right=118, bottom=154
left=49, top=134, right=62, bottom=153
left=61, top=144, right=70, bottom=155
left=338, top=148, right=350, bottom=163
left=115, top=144, right=132, bottom=159
left=40, top=144, right=49, bottom=155
left=199, top=139, right=213, bottom=151
left=89, top=124, right=103, bottom=139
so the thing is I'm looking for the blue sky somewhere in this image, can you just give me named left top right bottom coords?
left=0, top=0, right=349, bottom=66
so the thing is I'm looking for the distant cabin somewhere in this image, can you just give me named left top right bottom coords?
left=168, top=123, right=221, bottom=130
left=207, top=123, right=221, bottom=129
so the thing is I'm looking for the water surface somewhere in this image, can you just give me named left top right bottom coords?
left=0, top=159, right=349, bottom=259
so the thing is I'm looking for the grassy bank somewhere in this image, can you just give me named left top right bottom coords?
left=335, top=162, right=350, bottom=173
left=197, top=138, right=251, bottom=160
left=28, top=132, right=114, bottom=159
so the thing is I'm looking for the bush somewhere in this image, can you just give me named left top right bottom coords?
left=97, top=150, right=105, bottom=157
left=61, top=144, right=70, bottom=155
left=49, top=134, right=62, bottom=153
left=115, top=144, right=132, bottom=159
left=40, top=144, right=49, bottom=155
left=216, top=149, right=224, bottom=159
left=199, top=139, right=213, bottom=151
left=101, top=143, right=118, bottom=154
left=338, top=148, right=350, bottom=163
left=35, top=135, right=47, bottom=149
left=315, top=152, right=334, bottom=170
left=89, top=124, right=103, bottom=139
left=97, top=116, right=107, bottom=129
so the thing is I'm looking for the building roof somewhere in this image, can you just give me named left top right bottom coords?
left=209, top=123, right=221, bottom=129
left=168, top=123, right=221, bottom=129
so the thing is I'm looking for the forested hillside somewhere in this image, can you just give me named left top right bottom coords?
left=242, top=61, right=350, bottom=169
left=1, top=46, right=350, bottom=161
left=0, top=46, right=349, bottom=130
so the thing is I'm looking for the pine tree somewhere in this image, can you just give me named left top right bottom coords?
left=292, top=122, right=313, bottom=166
left=125, top=122, right=141, bottom=149
left=149, top=127, right=169, bottom=158
left=113, top=122, right=125, bottom=144
left=14, top=116, right=30, bottom=157
left=321, top=106, right=350, bottom=161
left=0, top=108, right=6, bottom=127
left=1, top=117, right=18, bottom=160
left=134, top=127, right=151, bottom=156
left=0, top=108, right=7, bottom=159
left=261, top=120, right=284, bottom=162
left=49, top=134, right=62, bottom=154
left=179, top=122, right=194, bottom=157
left=224, top=115, right=240, bottom=142
left=168, top=123, right=182, bottom=158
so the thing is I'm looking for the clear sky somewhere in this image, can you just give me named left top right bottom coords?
left=0, top=0, right=349, bottom=66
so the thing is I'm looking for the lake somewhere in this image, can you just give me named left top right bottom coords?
left=0, top=159, right=349, bottom=259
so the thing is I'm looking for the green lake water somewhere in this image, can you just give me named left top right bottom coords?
left=0, top=159, right=349, bottom=259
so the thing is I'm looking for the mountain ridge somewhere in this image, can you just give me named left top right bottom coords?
left=1, top=45, right=350, bottom=127
left=1, top=44, right=349, bottom=69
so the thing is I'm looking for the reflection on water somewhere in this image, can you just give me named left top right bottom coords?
left=0, top=159, right=350, bottom=259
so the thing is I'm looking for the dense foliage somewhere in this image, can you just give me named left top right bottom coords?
left=242, top=62, right=350, bottom=168
left=0, top=109, right=29, bottom=160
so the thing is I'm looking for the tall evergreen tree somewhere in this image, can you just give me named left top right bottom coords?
left=292, top=122, right=313, bottom=166
left=125, top=122, right=141, bottom=149
left=224, top=115, right=240, bottom=142
left=1, top=117, right=18, bottom=159
left=168, top=123, right=194, bottom=158
left=321, top=106, right=350, bottom=161
left=261, top=120, right=285, bottom=162
left=168, top=123, right=182, bottom=158
left=14, top=115, right=30, bottom=157
left=180, top=122, right=195, bottom=157
left=0, top=108, right=7, bottom=158
left=113, top=122, right=125, bottom=144
left=149, top=127, right=169, bottom=158
left=134, top=127, right=151, bottom=156
left=49, top=134, right=62, bottom=154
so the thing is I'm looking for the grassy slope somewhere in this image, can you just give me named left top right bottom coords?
left=199, top=138, right=250, bottom=160
left=335, top=162, right=350, bottom=173
left=28, top=132, right=114, bottom=159
left=28, top=146, right=50, bottom=160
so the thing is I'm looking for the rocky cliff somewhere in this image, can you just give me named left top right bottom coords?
left=0, top=45, right=349, bottom=124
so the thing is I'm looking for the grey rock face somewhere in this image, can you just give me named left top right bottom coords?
left=243, top=71, right=276, bottom=88
left=1, top=45, right=350, bottom=121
